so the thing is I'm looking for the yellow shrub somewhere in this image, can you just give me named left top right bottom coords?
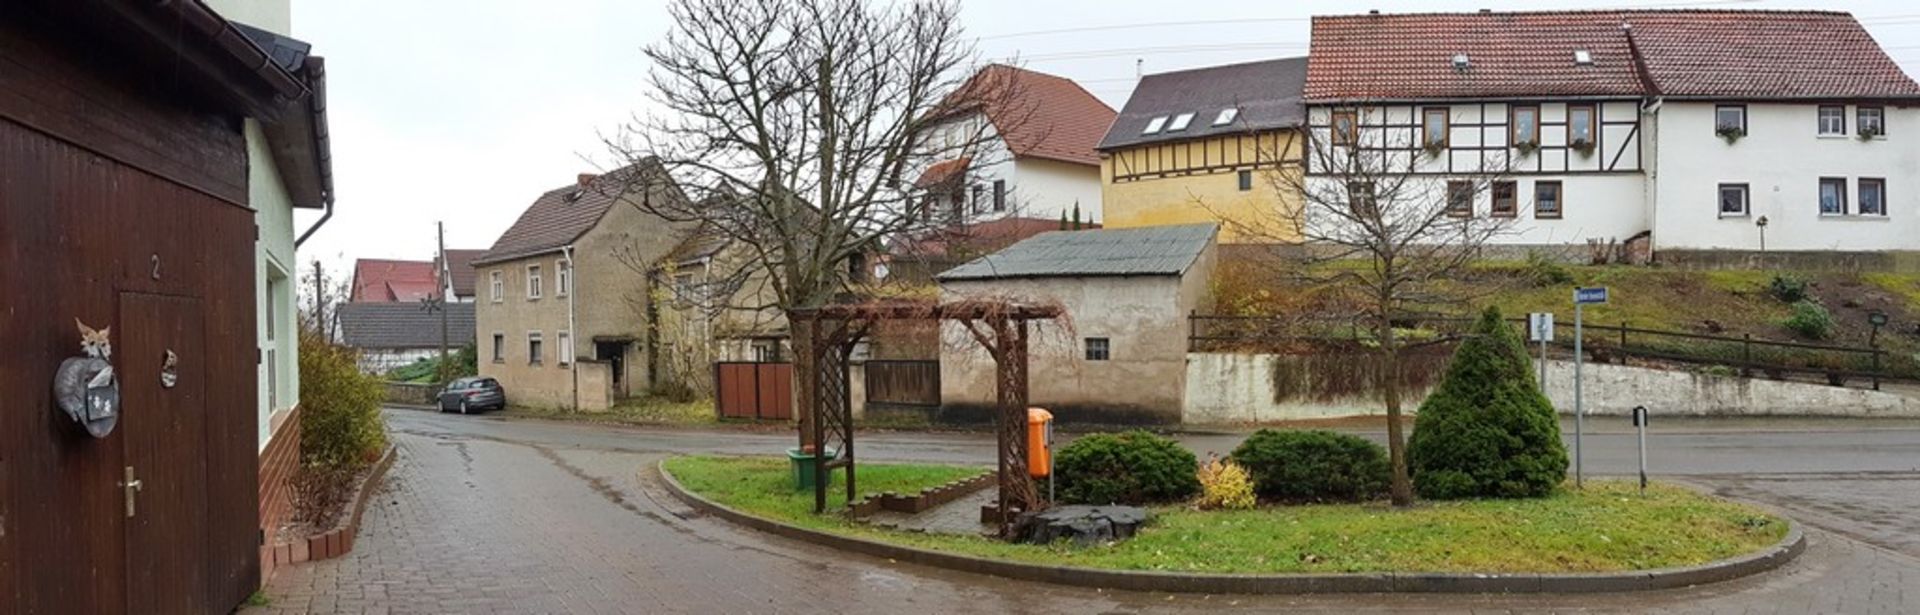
left=1194, top=455, right=1257, bottom=511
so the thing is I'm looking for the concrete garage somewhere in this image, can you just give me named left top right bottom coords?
left=936, top=224, right=1217, bottom=424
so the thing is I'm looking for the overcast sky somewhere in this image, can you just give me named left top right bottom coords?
left=288, top=0, right=1920, bottom=277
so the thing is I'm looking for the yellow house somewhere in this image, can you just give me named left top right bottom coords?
left=1098, top=58, right=1308, bottom=243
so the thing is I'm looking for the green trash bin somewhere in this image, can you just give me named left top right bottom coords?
left=787, top=446, right=839, bottom=490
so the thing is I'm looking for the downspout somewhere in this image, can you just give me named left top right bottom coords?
left=293, top=58, right=334, bottom=248
left=564, top=245, right=580, bottom=410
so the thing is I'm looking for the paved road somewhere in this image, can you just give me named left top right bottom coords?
left=251, top=410, right=1920, bottom=613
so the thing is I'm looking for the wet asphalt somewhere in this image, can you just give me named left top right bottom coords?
left=249, top=408, right=1920, bottom=613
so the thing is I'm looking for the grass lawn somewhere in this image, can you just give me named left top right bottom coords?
left=502, top=395, right=720, bottom=426
left=664, top=455, right=1788, bottom=574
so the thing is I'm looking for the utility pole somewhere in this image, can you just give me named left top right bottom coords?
left=437, top=221, right=451, bottom=383
left=312, top=260, right=327, bottom=340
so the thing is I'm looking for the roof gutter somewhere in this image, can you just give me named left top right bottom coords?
left=293, top=58, right=335, bottom=248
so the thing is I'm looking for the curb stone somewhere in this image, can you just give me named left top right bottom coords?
left=654, top=459, right=1805, bottom=594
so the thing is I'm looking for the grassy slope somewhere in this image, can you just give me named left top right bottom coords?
left=664, top=455, right=1787, bottom=574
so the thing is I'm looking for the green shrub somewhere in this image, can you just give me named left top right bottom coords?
left=1783, top=300, right=1834, bottom=339
left=1768, top=274, right=1811, bottom=303
left=1054, top=430, right=1199, bottom=505
left=299, top=330, right=388, bottom=468
left=1229, top=429, right=1388, bottom=502
left=1523, top=251, right=1575, bottom=287
left=1408, top=307, right=1567, bottom=499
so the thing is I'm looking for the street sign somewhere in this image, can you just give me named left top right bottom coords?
left=1528, top=313, right=1555, bottom=342
left=1574, top=286, right=1610, bottom=305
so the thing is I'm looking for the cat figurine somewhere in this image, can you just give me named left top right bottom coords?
left=55, top=318, right=119, bottom=437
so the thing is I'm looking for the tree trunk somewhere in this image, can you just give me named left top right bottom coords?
left=791, top=315, right=818, bottom=452
left=1379, top=321, right=1414, bottom=507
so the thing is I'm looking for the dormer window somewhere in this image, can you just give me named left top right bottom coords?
left=1213, top=108, right=1239, bottom=126
left=1142, top=116, right=1168, bottom=134
left=1573, top=50, right=1594, bottom=66
left=1168, top=112, right=1196, bottom=131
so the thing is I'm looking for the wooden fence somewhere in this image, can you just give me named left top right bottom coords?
left=864, top=360, right=941, bottom=407
left=714, top=362, right=794, bottom=420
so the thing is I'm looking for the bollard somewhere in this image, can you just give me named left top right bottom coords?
left=1631, top=405, right=1650, bottom=495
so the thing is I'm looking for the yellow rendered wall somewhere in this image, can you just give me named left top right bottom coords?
left=1101, top=130, right=1303, bottom=243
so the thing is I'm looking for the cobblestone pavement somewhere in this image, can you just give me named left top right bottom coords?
left=249, top=411, right=1920, bottom=614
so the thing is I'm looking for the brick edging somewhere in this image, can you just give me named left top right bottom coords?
left=263, top=445, right=398, bottom=569
left=655, top=459, right=1806, bottom=594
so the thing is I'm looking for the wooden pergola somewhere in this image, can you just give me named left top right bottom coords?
left=788, top=299, right=1062, bottom=535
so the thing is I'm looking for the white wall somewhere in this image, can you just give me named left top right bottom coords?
left=913, top=111, right=1103, bottom=223
left=1649, top=101, right=1920, bottom=252
left=1010, top=157, right=1103, bottom=222
left=1183, top=353, right=1920, bottom=423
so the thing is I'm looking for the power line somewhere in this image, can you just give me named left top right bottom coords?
left=1009, top=42, right=1308, bottom=64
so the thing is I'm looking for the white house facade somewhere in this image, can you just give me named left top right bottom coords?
left=1648, top=101, right=1918, bottom=252
left=912, top=65, right=1114, bottom=225
left=1303, top=9, right=1920, bottom=261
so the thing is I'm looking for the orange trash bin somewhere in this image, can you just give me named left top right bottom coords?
left=1027, top=408, right=1054, bottom=477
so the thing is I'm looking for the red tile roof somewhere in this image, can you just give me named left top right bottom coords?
left=351, top=259, right=436, bottom=303
left=1306, top=10, right=1920, bottom=101
left=914, top=157, right=971, bottom=188
left=938, top=65, right=1116, bottom=167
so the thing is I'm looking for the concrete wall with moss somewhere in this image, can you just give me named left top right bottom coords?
left=1184, top=353, right=1920, bottom=423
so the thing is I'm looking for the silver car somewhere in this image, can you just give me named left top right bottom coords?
left=437, top=377, right=505, bottom=414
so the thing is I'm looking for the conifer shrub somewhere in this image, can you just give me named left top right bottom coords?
left=1229, top=429, right=1389, bottom=502
left=1054, top=431, right=1200, bottom=505
left=1407, top=307, right=1567, bottom=499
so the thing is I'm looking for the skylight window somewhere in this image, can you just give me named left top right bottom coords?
left=1142, top=116, right=1168, bottom=134
left=1574, top=49, right=1594, bottom=66
left=1452, top=53, right=1470, bottom=70
left=1213, top=108, right=1240, bottom=126
left=1168, top=112, right=1196, bottom=131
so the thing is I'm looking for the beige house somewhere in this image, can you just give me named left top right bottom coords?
left=473, top=159, right=690, bottom=410
left=937, top=223, right=1218, bottom=424
left=648, top=229, right=791, bottom=393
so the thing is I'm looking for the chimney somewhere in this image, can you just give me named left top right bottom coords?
left=577, top=173, right=599, bottom=187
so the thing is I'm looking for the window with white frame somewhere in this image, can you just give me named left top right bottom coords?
left=1859, top=107, right=1886, bottom=137
left=1860, top=178, right=1886, bottom=216
left=1818, top=105, right=1846, bottom=136
left=1716, top=105, right=1747, bottom=135
left=490, top=270, right=503, bottom=302
left=526, top=264, right=543, bottom=299
left=556, top=259, right=571, bottom=296
left=1819, top=177, right=1848, bottom=215
left=1718, top=184, right=1749, bottom=217
left=527, top=332, right=544, bottom=365
left=557, top=331, right=572, bottom=365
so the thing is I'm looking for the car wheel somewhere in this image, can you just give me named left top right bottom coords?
left=459, top=400, right=469, bottom=415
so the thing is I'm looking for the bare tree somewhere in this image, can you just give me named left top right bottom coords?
left=609, top=0, right=1021, bottom=448
left=1233, top=105, right=1517, bottom=507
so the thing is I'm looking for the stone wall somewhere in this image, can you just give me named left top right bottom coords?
left=1183, top=352, right=1920, bottom=423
